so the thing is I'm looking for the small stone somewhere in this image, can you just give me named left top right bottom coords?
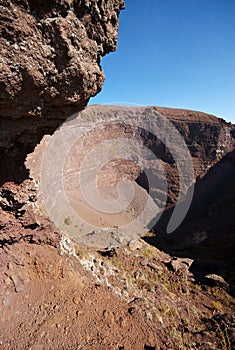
left=170, top=258, right=182, bottom=272
left=119, top=317, right=127, bottom=327
left=147, top=262, right=163, bottom=272
left=140, top=258, right=149, bottom=266
left=134, top=270, right=143, bottom=280
left=128, top=240, right=143, bottom=251
left=73, top=295, right=81, bottom=305
left=103, top=310, right=115, bottom=324
left=204, top=274, right=229, bottom=290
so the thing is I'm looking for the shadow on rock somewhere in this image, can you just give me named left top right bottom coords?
left=143, top=150, right=235, bottom=296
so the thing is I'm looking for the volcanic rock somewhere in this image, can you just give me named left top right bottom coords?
left=1, top=3, right=235, bottom=348
left=26, top=105, right=235, bottom=247
left=0, top=0, right=124, bottom=183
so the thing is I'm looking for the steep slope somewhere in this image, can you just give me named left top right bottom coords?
left=1, top=220, right=235, bottom=349
left=1, top=2, right=235, bottom=349
left=1, top=104, right=235, bottom=349
left=149, top=149, right=235, bottom=258
left=25, top=105, right=235, bottom=247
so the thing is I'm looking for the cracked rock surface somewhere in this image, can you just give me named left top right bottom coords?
left=0, top=0, right=124, bottom=183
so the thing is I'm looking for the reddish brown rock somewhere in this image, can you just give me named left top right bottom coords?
left=0, top=3, right=235, bottom=349
left=0, top=0, right=124, bottom=183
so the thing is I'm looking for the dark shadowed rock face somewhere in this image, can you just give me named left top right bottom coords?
left=0, top=0, right=124, bottom=183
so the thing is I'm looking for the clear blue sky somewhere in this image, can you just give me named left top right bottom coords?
left=89, top=0, right=235, bottom=123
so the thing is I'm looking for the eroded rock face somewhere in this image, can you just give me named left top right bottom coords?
left=0, top=0, right=124, bottom=183
left=26, top=105, right=235, bottom=247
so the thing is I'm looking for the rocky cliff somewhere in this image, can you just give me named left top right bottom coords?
left=0, top=0, right=124, bottom=183
left=25, top=105, right=235, bottom=247
left=1, top=2, right=235, bottom=349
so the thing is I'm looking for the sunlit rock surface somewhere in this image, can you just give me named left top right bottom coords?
left=0, top=0, right=124, bottom=183
left=26, top=105, right=235, bottom=247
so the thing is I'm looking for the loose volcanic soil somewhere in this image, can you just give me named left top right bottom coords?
left=0, top=179, right=235, bottom=349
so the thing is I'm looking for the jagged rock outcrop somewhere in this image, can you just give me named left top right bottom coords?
left=0, top=0, right=124, bottom=183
